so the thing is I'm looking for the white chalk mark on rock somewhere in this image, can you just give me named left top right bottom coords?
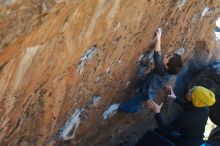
left=138, top=49, right=154, bottom=65
left=215, top=18, right=220, bottom=41
left=192, top=13, right=200, bottom=21
left=201, top=7, right=212, bottom=18
left=96, top=76, right=101, bottom=82
left=106, top=66, right=111, bottom=73
left=58, top=109, right=84, bottom=141
left=90, top=96, right=102, bottom=106
left=138, top=54, right=144, bottom=62
left=103, top=103, right=120, bottom=120
left=114, top=23, right=121, bottom=32
left=125, top=81, right=131, bottom=89
left=216, top=18, right=220, bottom=28
left=177, top=0, right=187, bottom=10
left=175, top=48, right=185, bottom=56
left=78, top=47, right=97, bottom=74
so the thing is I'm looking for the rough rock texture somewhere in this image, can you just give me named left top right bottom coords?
left=0, top=0, right=219, bottom=146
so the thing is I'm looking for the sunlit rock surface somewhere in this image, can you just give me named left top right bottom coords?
left=0, top=0, right=220, bottom=146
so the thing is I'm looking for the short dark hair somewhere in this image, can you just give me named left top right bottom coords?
left=167, top=54, right=183, bottom=75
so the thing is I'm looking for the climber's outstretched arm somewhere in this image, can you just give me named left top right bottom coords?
left=154, top=28, right=162, bottom=52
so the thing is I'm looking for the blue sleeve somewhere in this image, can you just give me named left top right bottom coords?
left=154, top=52, right=167, bottom=76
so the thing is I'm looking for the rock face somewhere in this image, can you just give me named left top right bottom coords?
left=0, top=0, right=219, bottom=146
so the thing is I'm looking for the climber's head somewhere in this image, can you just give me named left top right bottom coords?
left=163, top=53, right=183, bottom=75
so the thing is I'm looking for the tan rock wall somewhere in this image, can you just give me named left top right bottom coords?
left=0, top=0, right=219, bottom=146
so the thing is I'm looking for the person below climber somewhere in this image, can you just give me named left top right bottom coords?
left=118, top=28, right=183, bottom=113
left=136, top=86, right=216, bottom=146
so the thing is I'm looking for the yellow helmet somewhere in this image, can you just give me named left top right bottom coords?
left=192, top=86, right=216, bottom=107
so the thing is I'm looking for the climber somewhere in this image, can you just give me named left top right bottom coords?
left=118, top=28, right=183, bottom=113
left=136, top=86, right=216, bottom=146
left=160, top=41, right=212, bottom=124
left=190, top=60, right=220, bottom=126
left=187, top=60, right=220, bottom=146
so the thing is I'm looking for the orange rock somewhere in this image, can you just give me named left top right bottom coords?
left=0, top=0, right=219, bottom=146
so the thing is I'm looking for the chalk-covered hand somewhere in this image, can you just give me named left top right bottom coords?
left=166, top=85, right=176, bottom=99
left=156, top=28, right=162, bottom=40
left=146, top=100, right=163, bottom=113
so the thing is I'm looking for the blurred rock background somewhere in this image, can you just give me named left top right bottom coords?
left=0, top=0, right=219, bottom=146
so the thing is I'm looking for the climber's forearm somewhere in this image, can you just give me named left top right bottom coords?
left=154, top=38, right=161, bottom=52
left=154, top=28, right=162, bottom=52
